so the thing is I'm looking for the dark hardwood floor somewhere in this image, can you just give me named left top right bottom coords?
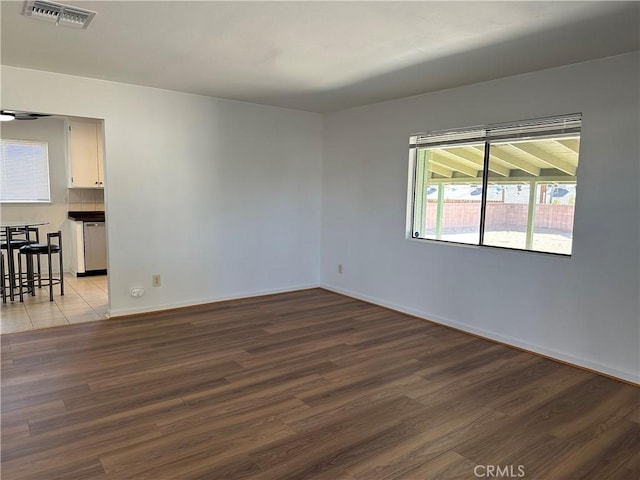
left=1, top=288, right=638, bottom=479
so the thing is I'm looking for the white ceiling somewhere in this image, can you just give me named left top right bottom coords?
left=1, top=1, right=639, bottom=112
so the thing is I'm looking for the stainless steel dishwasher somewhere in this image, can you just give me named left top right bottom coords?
left=83, top=222, right=107, bottom=272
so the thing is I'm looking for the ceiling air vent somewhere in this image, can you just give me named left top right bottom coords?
left=23, top=0, right=96, bottom=29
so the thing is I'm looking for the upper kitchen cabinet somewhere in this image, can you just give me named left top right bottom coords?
left=67, top=119, right=104, bottom=188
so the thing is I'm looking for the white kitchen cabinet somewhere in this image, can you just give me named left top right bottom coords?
left=67, top=218, right=107, bottom=276
left=67, top=119, right=104, bottom=188
left=68, top=220, right=86, bottom=276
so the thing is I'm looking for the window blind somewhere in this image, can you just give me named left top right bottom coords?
left=410, top=127, right=485, bottom=148
left=486, top=114, right=582, bottom=141
left=0, top=139, right=51, bottom=203
left=410, top=113, right=582, bottom=148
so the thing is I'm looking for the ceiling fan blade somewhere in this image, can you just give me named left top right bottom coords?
left=1, top=110, right=51, bottom=120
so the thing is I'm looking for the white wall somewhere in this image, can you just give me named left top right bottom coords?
left=0, top=117, right=71, bottom=271
left=1, top=66, right=323, bottom=315
left=2, top=54, right=638, bottom=383
left=321, top=53, right=640, bottom=383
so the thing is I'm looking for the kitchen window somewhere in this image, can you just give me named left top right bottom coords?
left=0, top=139, right=51, bottom=203
left=409, top=114, right=581, bottom=255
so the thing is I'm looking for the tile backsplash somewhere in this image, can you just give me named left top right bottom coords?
left=68, top=189, right=105, bottom=212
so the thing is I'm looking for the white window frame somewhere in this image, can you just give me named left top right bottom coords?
left=0, top=138, right=51, bottom=203
left=407, top=114, right=581, bottom=256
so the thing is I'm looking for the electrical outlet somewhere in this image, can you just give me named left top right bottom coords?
left=152, top=274, right=161, bottom=287
left=338, top=264, right=343, bottom=274
left=130, top=288, right=144, bottom=297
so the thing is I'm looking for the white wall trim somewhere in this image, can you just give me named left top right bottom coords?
left=320, top=283, right=640, bottom=385
left=108, top=283, right=321, bottom=318
left=112, top=278, right=639, bottom=384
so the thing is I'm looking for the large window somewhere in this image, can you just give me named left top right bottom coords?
left=0, top=139, right=51, bottom=203
left=409, top=115, right=581, bottom=255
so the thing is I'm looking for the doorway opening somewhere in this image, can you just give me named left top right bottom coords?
left=1, top=111, right=109, bottom=332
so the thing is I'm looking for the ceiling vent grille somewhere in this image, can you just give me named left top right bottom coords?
left=23, top=0, right=96, bottom=29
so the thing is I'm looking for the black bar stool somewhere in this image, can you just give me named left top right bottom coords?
left=1, top=227, right=31, bottom=302
left=1, top=251, right=6, bottom=304
left=18, top=231, right=64, bottom=302
left=24, top=227, right=43, bottom=289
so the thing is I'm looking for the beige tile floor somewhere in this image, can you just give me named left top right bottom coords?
left=1, top=275, right=108, bottom=334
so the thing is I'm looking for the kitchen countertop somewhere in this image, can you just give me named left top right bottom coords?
left=68, top=211, right=106, bottom=222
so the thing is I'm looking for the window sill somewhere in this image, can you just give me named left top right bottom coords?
left=1, top=201, right=53, bottom=205
left=406, top=236, right=572, bottom=258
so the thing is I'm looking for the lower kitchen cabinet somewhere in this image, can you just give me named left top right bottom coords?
left=68, top=216, right=107, bottom=276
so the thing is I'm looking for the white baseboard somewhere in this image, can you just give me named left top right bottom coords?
left=106, top=281, right=637, bottom=384
left=320, top=284, right=639, bottom=385
left=107, top=283, right=320, bottom=318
